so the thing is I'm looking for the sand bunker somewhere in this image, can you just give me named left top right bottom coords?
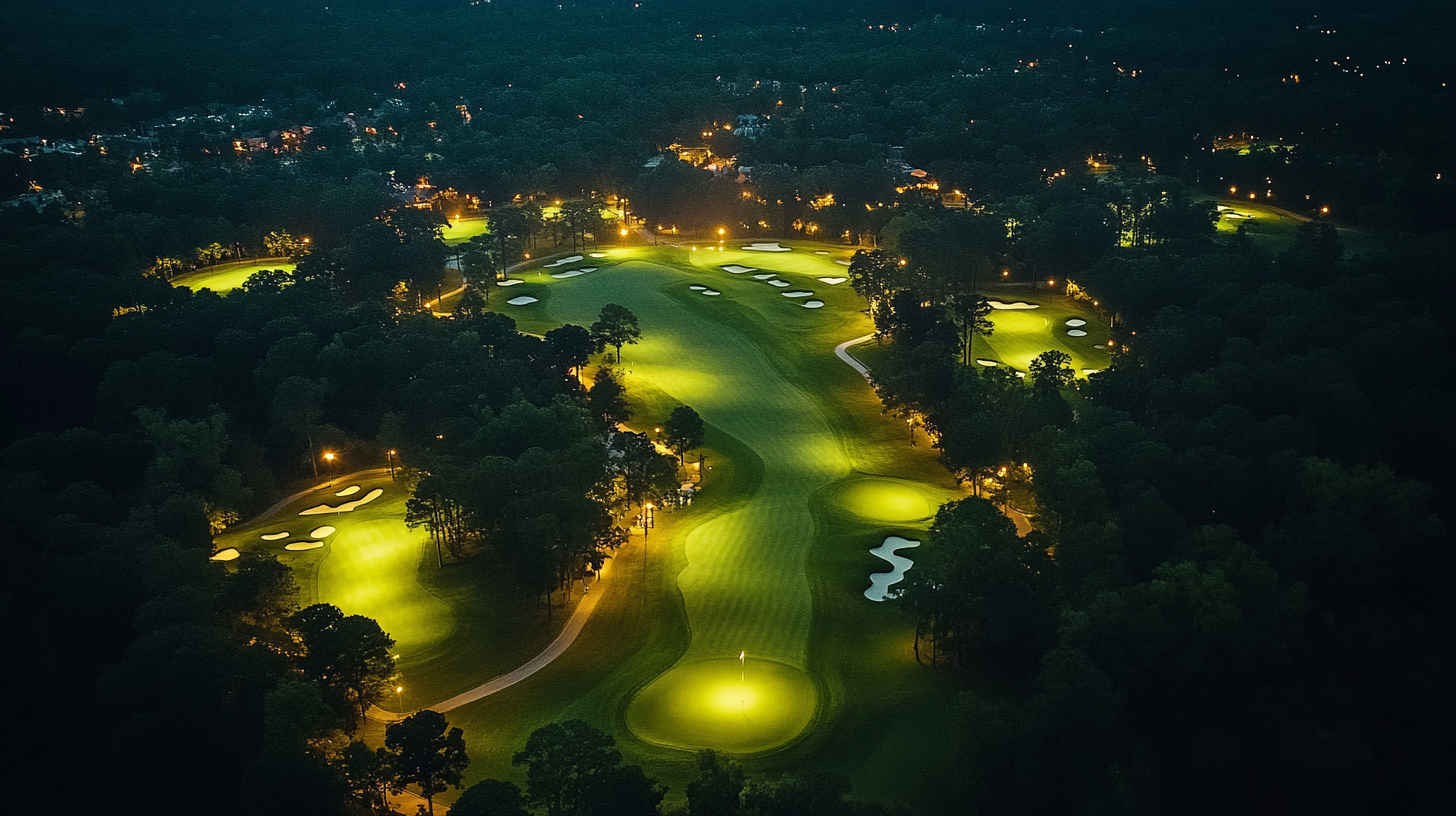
left=589, top=252, right=607, bottom=258
left=701, top=289, right=721, bottom=296
left=1082, top=368, right=1102, bottom=376
left=987, top=300, right=1039, bottom=310
left=813, top=250, right=830, bottom=255
left=1065, top=318, right=1087, bottom=327
left=782, top=291, right=814, bottom=298
left=551, top=270, right=586, bottom=279
left=689, top=284, right=706, bottom=291
left=544, top=255, right=584, bottom=268
left=1067, top=329, right=1088, bottom=337
left=309, top=525, right=336, bottom=538
left=834, top=260, right=851, bottom=266
left=260, top=532, right=290, bottom=541
left=506, top=296, right=539, bottom=306
left=741, top=242, right=790, bottom=252
left=210, top=548, right=240, bottom=562
left=299, top=487, right=383, bottom=516
left=721, top=265, right=755, bottom=274
left=802, top=300, right=825, bottom=309
left=285, top=541, right=324, bottom=552
left=751, top=273, right=776, bottom=280
left=1015, top=371, right=1027, bottom=379
left=817, top=276, right=847, bottom=285
left=976, top=359, right=1000, bottom=367
left=335, top=485, right=360, bottom=497
left=497, top=279, right=524, bottom=287
left=864, top=536, right=921, bottom=601
left=767, top=279, right=790, bottom=287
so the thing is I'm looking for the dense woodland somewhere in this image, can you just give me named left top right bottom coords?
left=1, top=1, right=1452, bottom=814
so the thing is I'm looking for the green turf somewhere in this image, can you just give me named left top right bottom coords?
left=441, top=217, right=490, bottom=245
left=974, top=296, right=1111, bottom=375
left=627, top=657, right=818, bottom=753
left=1206, top=196, right=1374, bottom=255
left=171, top=258, right=296, bottom=292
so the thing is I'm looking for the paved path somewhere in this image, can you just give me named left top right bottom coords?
left=834, top=333, right=877, bottom=381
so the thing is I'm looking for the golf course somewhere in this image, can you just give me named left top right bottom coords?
left=222, top=239, right=1108, bottom=804
left=170, top=258, right=298, bottom=292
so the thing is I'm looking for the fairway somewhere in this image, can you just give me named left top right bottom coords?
left=492, top=240, right=961, bottom=756
left=441, top=217, right=490, bottom=245
left=171, top=258, right=296, bottom=292
left=976, top=296, right=1110, bottom=374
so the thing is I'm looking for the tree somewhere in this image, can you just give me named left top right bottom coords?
left=610, top=431, right=680, bottom=515
left=1028, top=350, right=1074, bottom=391
left=663, top=405, right=705, bottom=464
left=338, top=740, right=392, bottom=812
left=590, top=303, right=641, bottom=364
left=944, top=293, right=994, bottom=366
left=513, top=720, right=624, bottom=816
left=546, top=324, right=595, bottom=385
left=287, top=604, right=396, bottom=730
left=453, top=779, right=530, bottom=816
left=383, top=710, right=469, bottom=816
left=687, top=751, right=745, bottom=816
left=588, top=368, right=631, bottom=425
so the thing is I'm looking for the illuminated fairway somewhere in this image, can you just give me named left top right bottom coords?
left=171, top=258, right=296, bottom=292
left=627, top=658, right=818, bottom=754
left=976, top=297, right=1110, bottom=374
left=496, top=240, right=961, bottom=755
left=441, top=217, right=490, bottom=245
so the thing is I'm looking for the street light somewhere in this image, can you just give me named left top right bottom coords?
left=396, top=685, right=405, bottom=713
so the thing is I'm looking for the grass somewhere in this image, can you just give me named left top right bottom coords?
left=216, top=470, right=580, bottom=707
left=974, top=294, right=1111, bottom=375
left=442, top=217, right=490, bottom=245
left=1207, top=197, right=1375, bottom=255
left=445, top=238, right=971, bottom=810
left=171, top=258, right=296, bottom=292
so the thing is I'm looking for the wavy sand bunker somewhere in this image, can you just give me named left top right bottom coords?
left=817, top=276, right=847, bottom=285
left=589, top=252, right=608, bottom=258
left=285, top=541, right=324, bottom=551
left=210, top=548, right=240, bottom=561
left=751, top=273, right=776, bottom=280
left=741, top=242, right=790, bottom=252
left=1067, top=329, right=1088, bottom=337
left=721, top=265, right=755, bottom=274
left=976, top=358, right=1000, bottom=367
left=987, top=300, right=1039, bottom=310
left=689, top=284, right=706, bottom=291
left=543, top=255, right=584, bottom=268
left=864, top=536, right=921, bottom=601
left=299, top=487, right=383, bottom=516
left=802, top=300, right=825, bottom=309
left=767, top=279, right=790, bottom=287
left=506, top=296, right=539, bottom=306
left=834, top=259, right=851, bottom=266
left=497, top=279, right=524, bottom=287
left=1065, top=318, right=1087, bottom=327
left=335, top=485, right=360, bottom=496
left=701, top=289, right=721, bottom=296
left=260, top=532, right=290, bottom=541
left=309, top=525, right=336, bottom=538
left=782, top=290, right=814, bottom=298
left=813, top=250, right=830, bottom=255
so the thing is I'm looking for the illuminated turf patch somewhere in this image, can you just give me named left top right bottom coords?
left=824, top=476, right=938, bottom=523
left=864, top=536, right=921, bottom=602
left=210, top=548, right=240, bottom=561
left=626, top=657, right=818, bottom=753
left=260, top=531, right=289, bottom=541
left=335, top=485, right=360, bottom=496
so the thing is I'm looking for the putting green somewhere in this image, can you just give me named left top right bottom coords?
left=171, top=258, right=296, bottom=293
left=976, top=296, right=1109, bottom=375
left=823, top=475, right=941, bottom=523
left=627, top=658, right=817, bottom=753
left=441, top=217, right=490, bottom=245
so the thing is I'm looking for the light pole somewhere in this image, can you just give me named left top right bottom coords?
left=386, top=448, right=397, bottom=479
left=322, top=450, right=337, bottom=475
left=396, top=684, right=405, bottom=714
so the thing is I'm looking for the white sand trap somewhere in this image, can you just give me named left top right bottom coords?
left=299, top=487, right=383, bottom=516
left=285, top=541, right=324, bottom=552
left=1067, top=329, right=1088, bottom=337
left=701, top=289, right=721, bottom=296
left=802, top=300, right=825, bottom=309
left=589, top=252, right=607, bottom=258
left=689, top=285, right=707, bottom=291
left=864, top=536, right=921, bottom=601
left=335, top=485, right=360, bottom=497
left=506, top=296, right=539, bottom=306
left=497, top=279, right=524, bottom=287
left=741, top=242, right=790, bottom=252
left=1015, top=371, right=1027, bottom=379
left=1082, top=368, right=1102, bottom=376
left=834, top=259, right=851, bottom=266
left=783, top=291, right=815, bottom=298
left=551, top=270, right=586, bottom=279
left=813, top=250, right=830, bottom=255
left=260, top=532, right=290, bottom=541
left=721, top=265, right=755, bottom=274
left=309, top=525, right=336, bottom=538
left=544, top=255, right=584, bottom=268
left=751, top=273, right=776, bottom=280
left=987, top=300, right=1039, bottom=310
left=1065, top=318, right=1087, bottom=327
left=767, top=279, right=791, bottom=287
left=210, top=548, right=240, bottom=562
left=817, top=276, right=847, bottom=285
left=976, top=359, right=1000, bottom=367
